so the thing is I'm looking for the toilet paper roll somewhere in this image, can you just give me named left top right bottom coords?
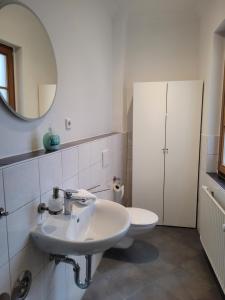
left=113, top=183, right=124, bottom=203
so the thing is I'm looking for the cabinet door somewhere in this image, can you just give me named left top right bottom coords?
left=164, top=81, right=203, bottom=227
left=132, top=82, right=167, bottom=224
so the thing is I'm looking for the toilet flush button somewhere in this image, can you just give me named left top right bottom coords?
left=65, top=118, right=72, bottom=130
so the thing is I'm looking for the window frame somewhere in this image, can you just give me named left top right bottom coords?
left=0, top=43, right=16, bottom=110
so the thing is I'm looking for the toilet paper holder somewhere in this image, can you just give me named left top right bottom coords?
left=113, top=176, right=121, bottom=183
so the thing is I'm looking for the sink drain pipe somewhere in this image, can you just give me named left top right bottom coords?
left=50, top=254, right=92, bottom=289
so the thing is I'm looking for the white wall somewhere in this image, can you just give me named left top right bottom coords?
left=112, top=0, right=201, bottom=132
left=111, top=0, right=201, bottom=205
left=0, top=0, right=113, bottom=159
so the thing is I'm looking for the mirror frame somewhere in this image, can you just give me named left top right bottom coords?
left=0, top=0, right=58, bottom=121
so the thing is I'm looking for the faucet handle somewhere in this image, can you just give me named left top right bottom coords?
left=0, top=208, right=8, bottom=218
left=64, top=189, right=78, bottom=199
left=53, top=187, right=78, bottom=199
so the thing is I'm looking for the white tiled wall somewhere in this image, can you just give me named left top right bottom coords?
left=199, top=134, right=219, bottom=173
left=0, top=133, right=126, bottom=300
left=4, top=160, right=40, bottom=213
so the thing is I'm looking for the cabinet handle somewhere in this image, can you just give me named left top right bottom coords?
left=0, top=208, right=9, bottom=218
left=162, top=148, right=169, bottom=154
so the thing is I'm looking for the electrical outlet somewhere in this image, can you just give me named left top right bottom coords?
left=65, top=118, right=72, bottom=130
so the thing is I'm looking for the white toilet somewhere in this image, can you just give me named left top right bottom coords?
left=112, top=180, right=158, bottom=249
left=114, top=207, right=159, bottom=249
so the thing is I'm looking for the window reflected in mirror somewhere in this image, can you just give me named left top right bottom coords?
left=0, top=3, right=57, bottom=120
left=0, top=43, right=15, bottom=109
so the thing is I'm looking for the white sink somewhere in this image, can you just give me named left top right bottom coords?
left=31, top=199, right=130, bottom=256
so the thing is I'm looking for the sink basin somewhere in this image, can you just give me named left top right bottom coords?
left=31, top=199, right=130, bottom=256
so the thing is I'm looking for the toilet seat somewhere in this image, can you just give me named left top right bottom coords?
left=126, top=207, right=158, bottom=230
left=114, top=207, right=158, bottom=248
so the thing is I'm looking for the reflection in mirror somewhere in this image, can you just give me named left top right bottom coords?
left=0, top=3, right=57, bottom=120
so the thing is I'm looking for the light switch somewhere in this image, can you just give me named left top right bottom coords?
left=102, top=149, right=109, bottom=168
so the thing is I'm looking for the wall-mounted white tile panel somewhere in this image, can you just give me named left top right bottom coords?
left=43, top=262, right=67, bottom=300
left=40, top=190, right=56, bottom=222
left=78, top=143, right=90, bottom=171
left=207, top=135, right=219, bottom=155
left=0, top=171, right=4, bottom=209
left=78, top=169, right=91, bottom=189
left=90, top=139, right=107, bottom=165
left=39, top=152, right=62, bottom=194
left=9, top=242, right=44, bottom=288
left=0, top=263, right=10, bottom=296
left=62, top=147, right=78, bottom=181
left=206, top=154, right=218, bottom=173
left=0, top=218, right=8, bottom=268
left=112, top=133, right=124, bottom=152
left=26, top=271, right=44, bottom=300
left=95, top=189, right=113, bottom=201
left=102, top=149, right=110, bottom=168
left=63, top=175, right=79, bottom=190
left=90, top=162, right=103, bottom=188
left=3, top=160, right=40, bottom=213
left=7, top=198, right=40, bottom=258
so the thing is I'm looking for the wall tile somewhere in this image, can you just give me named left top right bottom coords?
left=9, top=242, right=44, bottom=288
left=39, top=152, right=62, bottom=194
left=112, top=134, right=125, bottom=180
left=0, top=170, right=4, bottom=209
left=62, top=147, right=78, bottom=181
left=207, top=135, right=219, bottom=155
left=95, top=189, right=114, bottom=201
left=206, top=154, right=218, bottom=173
left=63, top=175, right=79, bottom=190
left=78, top=169, right=91, bottom=189
left=40, top=190, right=54, bottom=222
left=7, top=198, right=40, bottom=258
left=0, top=263, right=10, bottom=296
left=43, top=262, right=67, bottom=300
left=26, top=271, right=44, bottom=300
left=90, top=138, right=108, bottom=166
left=3, top=160, right=40, bottom=213
left=200, top=135, right=207, bottom=156
left=0, top=218, right=8, bottom=268
left=90, top=162, right=103, bottom=188
left=199, top=151, right=207, bottom=172
left=0, top=170, right=8, bottom=268
left=78, top=143, right=90, bottom=171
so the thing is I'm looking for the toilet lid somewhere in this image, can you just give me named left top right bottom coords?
left=126, top=207, right=158, bottom=226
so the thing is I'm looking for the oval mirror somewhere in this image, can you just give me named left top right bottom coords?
left=0, top=2, right=57, bottom=120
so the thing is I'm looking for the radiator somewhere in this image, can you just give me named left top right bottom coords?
left=199, top=185, right=225, bottom=293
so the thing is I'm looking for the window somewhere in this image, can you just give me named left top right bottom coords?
left=0, top=43, right=15, bottom=109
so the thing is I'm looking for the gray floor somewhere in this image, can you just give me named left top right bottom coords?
left=83, top=226, right=225, bottom=300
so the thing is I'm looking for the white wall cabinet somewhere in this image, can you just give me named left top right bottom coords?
left=132, top=81, right=203, bottom=228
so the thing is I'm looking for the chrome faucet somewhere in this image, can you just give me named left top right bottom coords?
left=53, top=187, right=79, bottom=215
left=62, top=188, right=79, bottom=215
left=54, top=186, right=99, bottom=215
